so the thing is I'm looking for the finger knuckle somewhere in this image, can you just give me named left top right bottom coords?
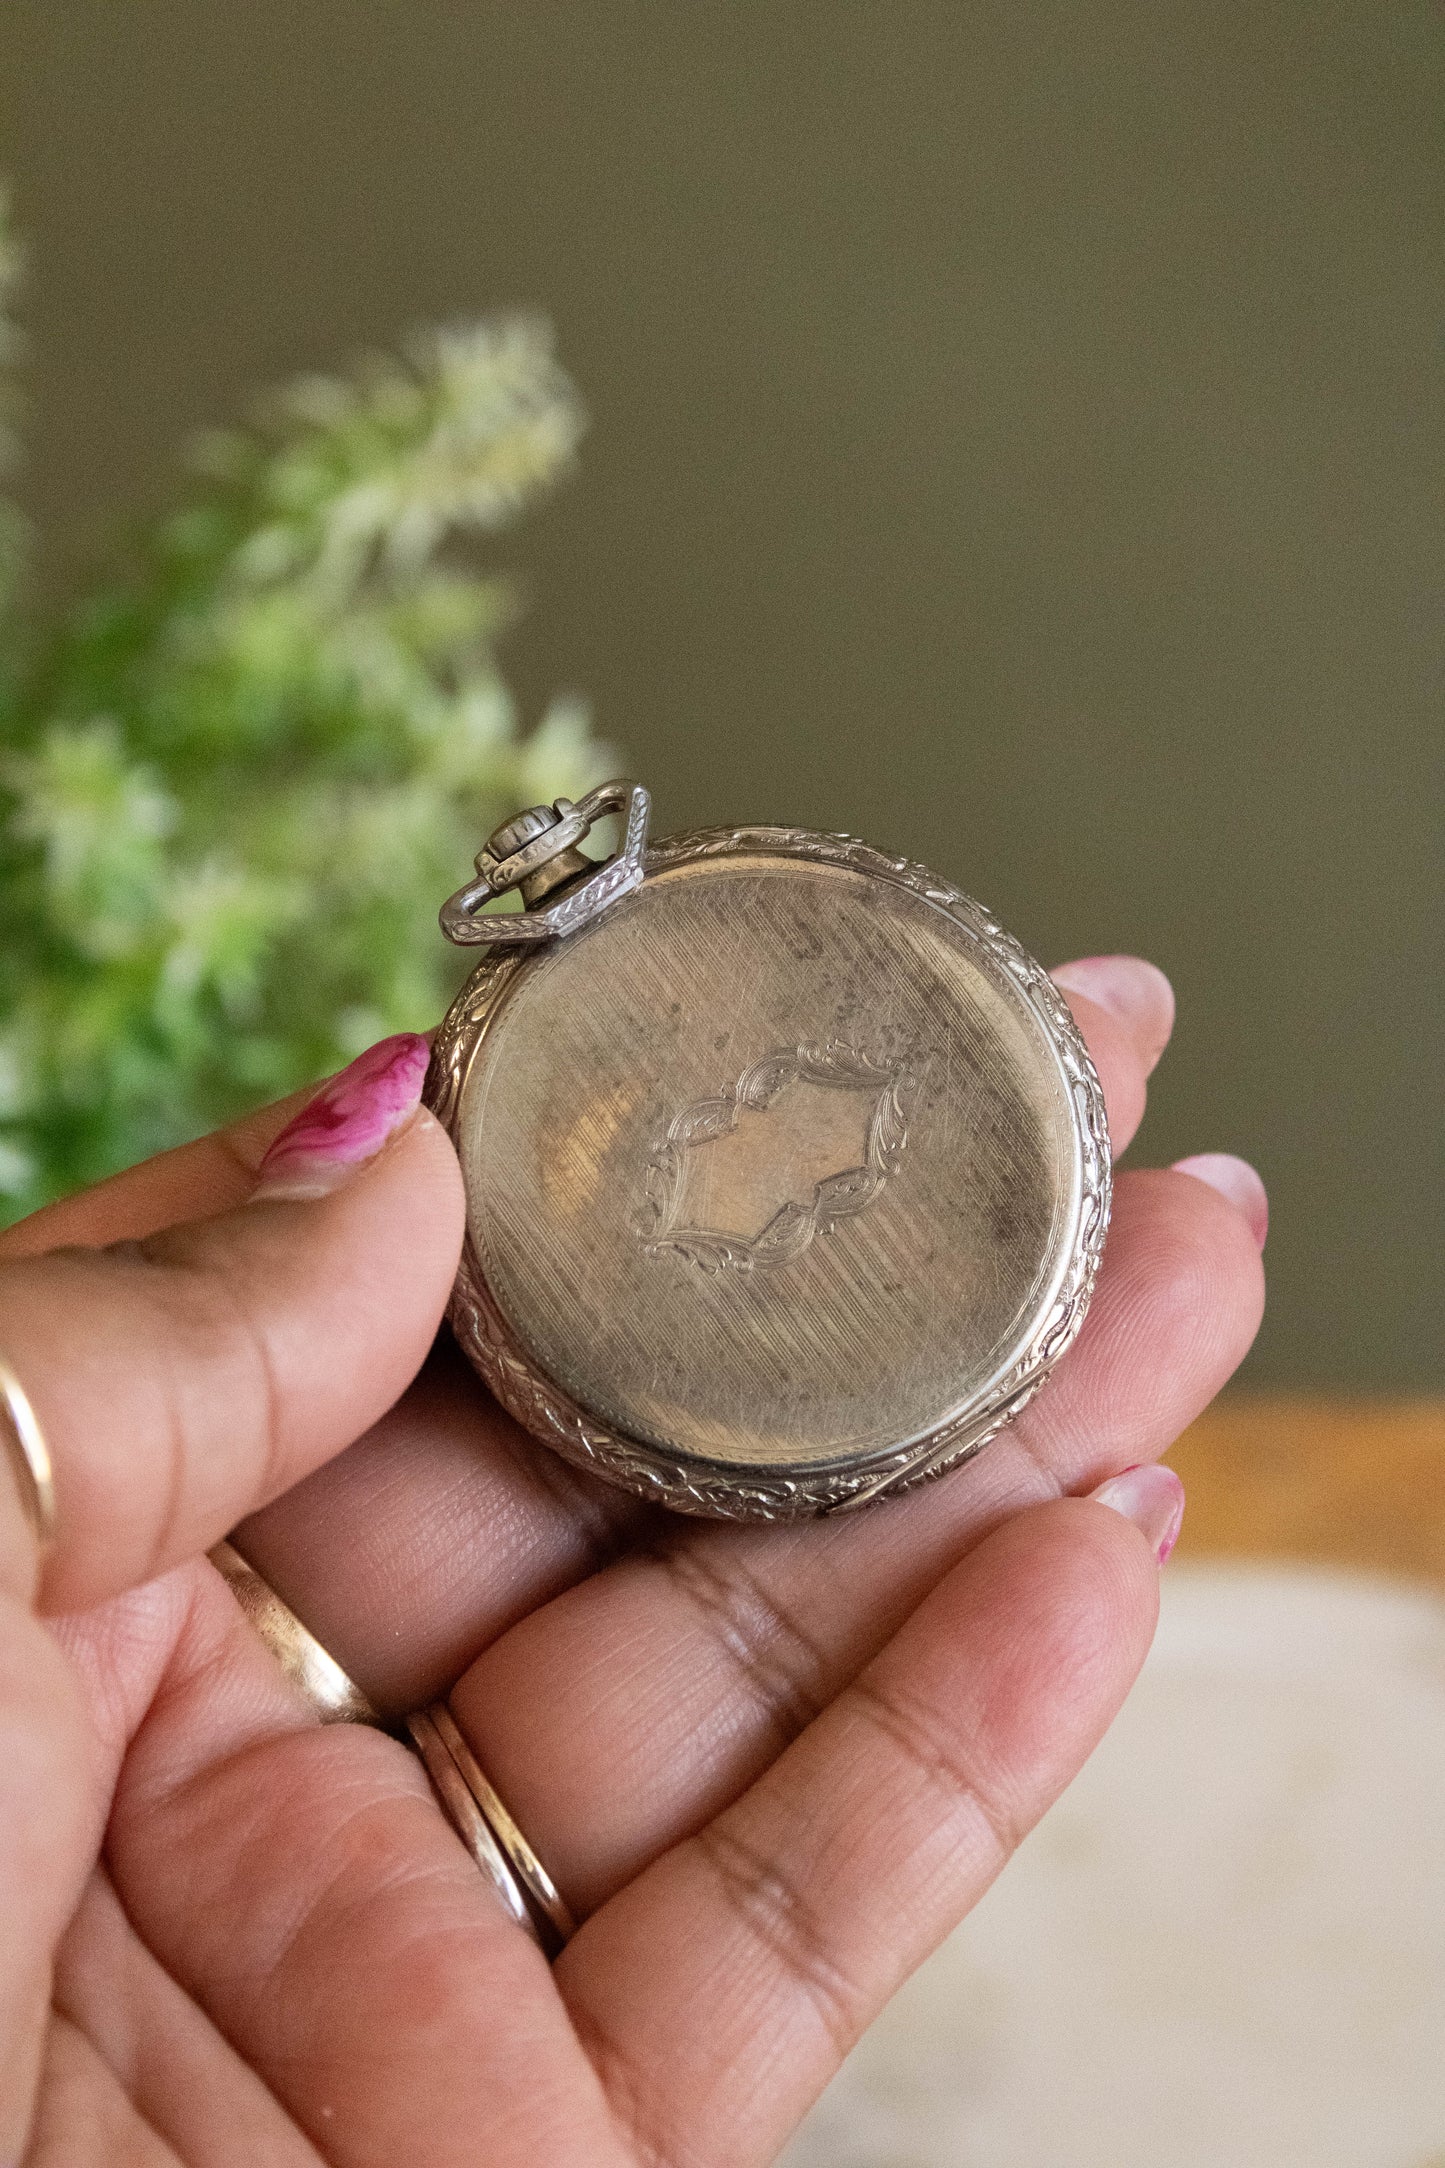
left=109, top=1235, right=287, bottom=1570
left=647, top=1537, right=834, bottom=1749
left=694, top=1817, right=861, bottom=2060
left=848, top=1670, right=1021, bottom=1866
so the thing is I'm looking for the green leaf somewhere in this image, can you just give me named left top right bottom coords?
left=0, top=193, right=607, bottom=1220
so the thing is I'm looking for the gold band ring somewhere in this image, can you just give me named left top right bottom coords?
left=0, top=1353, right=57, bottom=1555
left=208, top=1540, right=381, bottom=1726
left=406, top=1704, right=574, bottom=1955
left=406, top=1706, right=542, bottom=1946
left=416, top=1700, right=575, bottom=1953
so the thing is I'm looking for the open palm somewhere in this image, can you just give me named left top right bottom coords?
left=0, top=957, right=1263, bottom=2167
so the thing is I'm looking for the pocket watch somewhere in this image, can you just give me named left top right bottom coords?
left=426, top=780, right=1109, bottom=1520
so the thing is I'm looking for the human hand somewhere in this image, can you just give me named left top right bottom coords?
left=0, top=957, right=1264, bottom=2166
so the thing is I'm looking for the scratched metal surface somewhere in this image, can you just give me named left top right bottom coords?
left=456, top=853, right=1078, bottom=1468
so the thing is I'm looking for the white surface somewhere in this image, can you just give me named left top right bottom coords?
left=782, top=1563, right=1445, bottom=2168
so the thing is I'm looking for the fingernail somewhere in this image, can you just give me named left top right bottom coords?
left=1171, top=1152, right=1269, bottom=1250
left=1089, top=1462, right=1186, bottom=1566
left=1050, top=956, right=1175, bottom=1073
left=253, top=1034, right=431, bottom=1201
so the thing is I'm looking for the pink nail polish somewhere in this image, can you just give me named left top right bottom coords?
left=1089, top=1462, right=1186, bottom=1566
left=1171, top=1152, right=1269, bottom=1250
left=253, top=1034, right=431, bottom=1201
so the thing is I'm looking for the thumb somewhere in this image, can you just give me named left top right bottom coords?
left=0, top=1036, right=465, bottom=1614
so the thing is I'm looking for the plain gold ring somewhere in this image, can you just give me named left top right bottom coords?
left=208, top=1539, right=382, bottom=1726
left=0, top=1353, right=57, bottom=1555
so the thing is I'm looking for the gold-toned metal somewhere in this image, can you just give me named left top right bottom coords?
left=208, top=1539, right=381, bottom=1726
left=0, top=1353, right=57, bottom=1554
left=405, top=1707, right=541, bottom=1947
left=518, top=843, right=595, bottom=908
left=426, top=1699, right=575, bottom=1951
left=429, top=799, right=1110, bottom=1520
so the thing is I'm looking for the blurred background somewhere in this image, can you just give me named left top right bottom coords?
left=3, top=7, right=1443, bottom=2162
left=3, top=0, right=1439, bottom=1386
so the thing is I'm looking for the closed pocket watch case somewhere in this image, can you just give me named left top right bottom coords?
left=426, top=781, right=1109, bottom=1519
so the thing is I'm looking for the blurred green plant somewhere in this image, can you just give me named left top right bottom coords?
left=0, top=189, right=612, bottom=1218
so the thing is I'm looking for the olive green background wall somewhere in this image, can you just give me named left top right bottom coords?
left=3, top=3, right=1440, bottom=1386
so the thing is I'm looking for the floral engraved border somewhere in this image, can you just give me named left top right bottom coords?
left=634, top=1042, right=911, bottom=1274
left=425, top=825, right=1112, bottom=1521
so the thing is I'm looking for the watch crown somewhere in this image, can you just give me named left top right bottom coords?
left=485, top=799, right=576, bottom=863
left=440, top=778, right=650, bottom=946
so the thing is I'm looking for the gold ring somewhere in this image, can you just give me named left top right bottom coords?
left=426, top=1700, right=576, bottom=1949
left=0, top=1353, right=57, bottom=1554
left=408, top=1701, right=575, bottom=1956
left=209, top=1543, right=574, bottom=1954
left=406, top=1707, right=539, bottom=1943
left=208, top=1539, right=381, bottom=1726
